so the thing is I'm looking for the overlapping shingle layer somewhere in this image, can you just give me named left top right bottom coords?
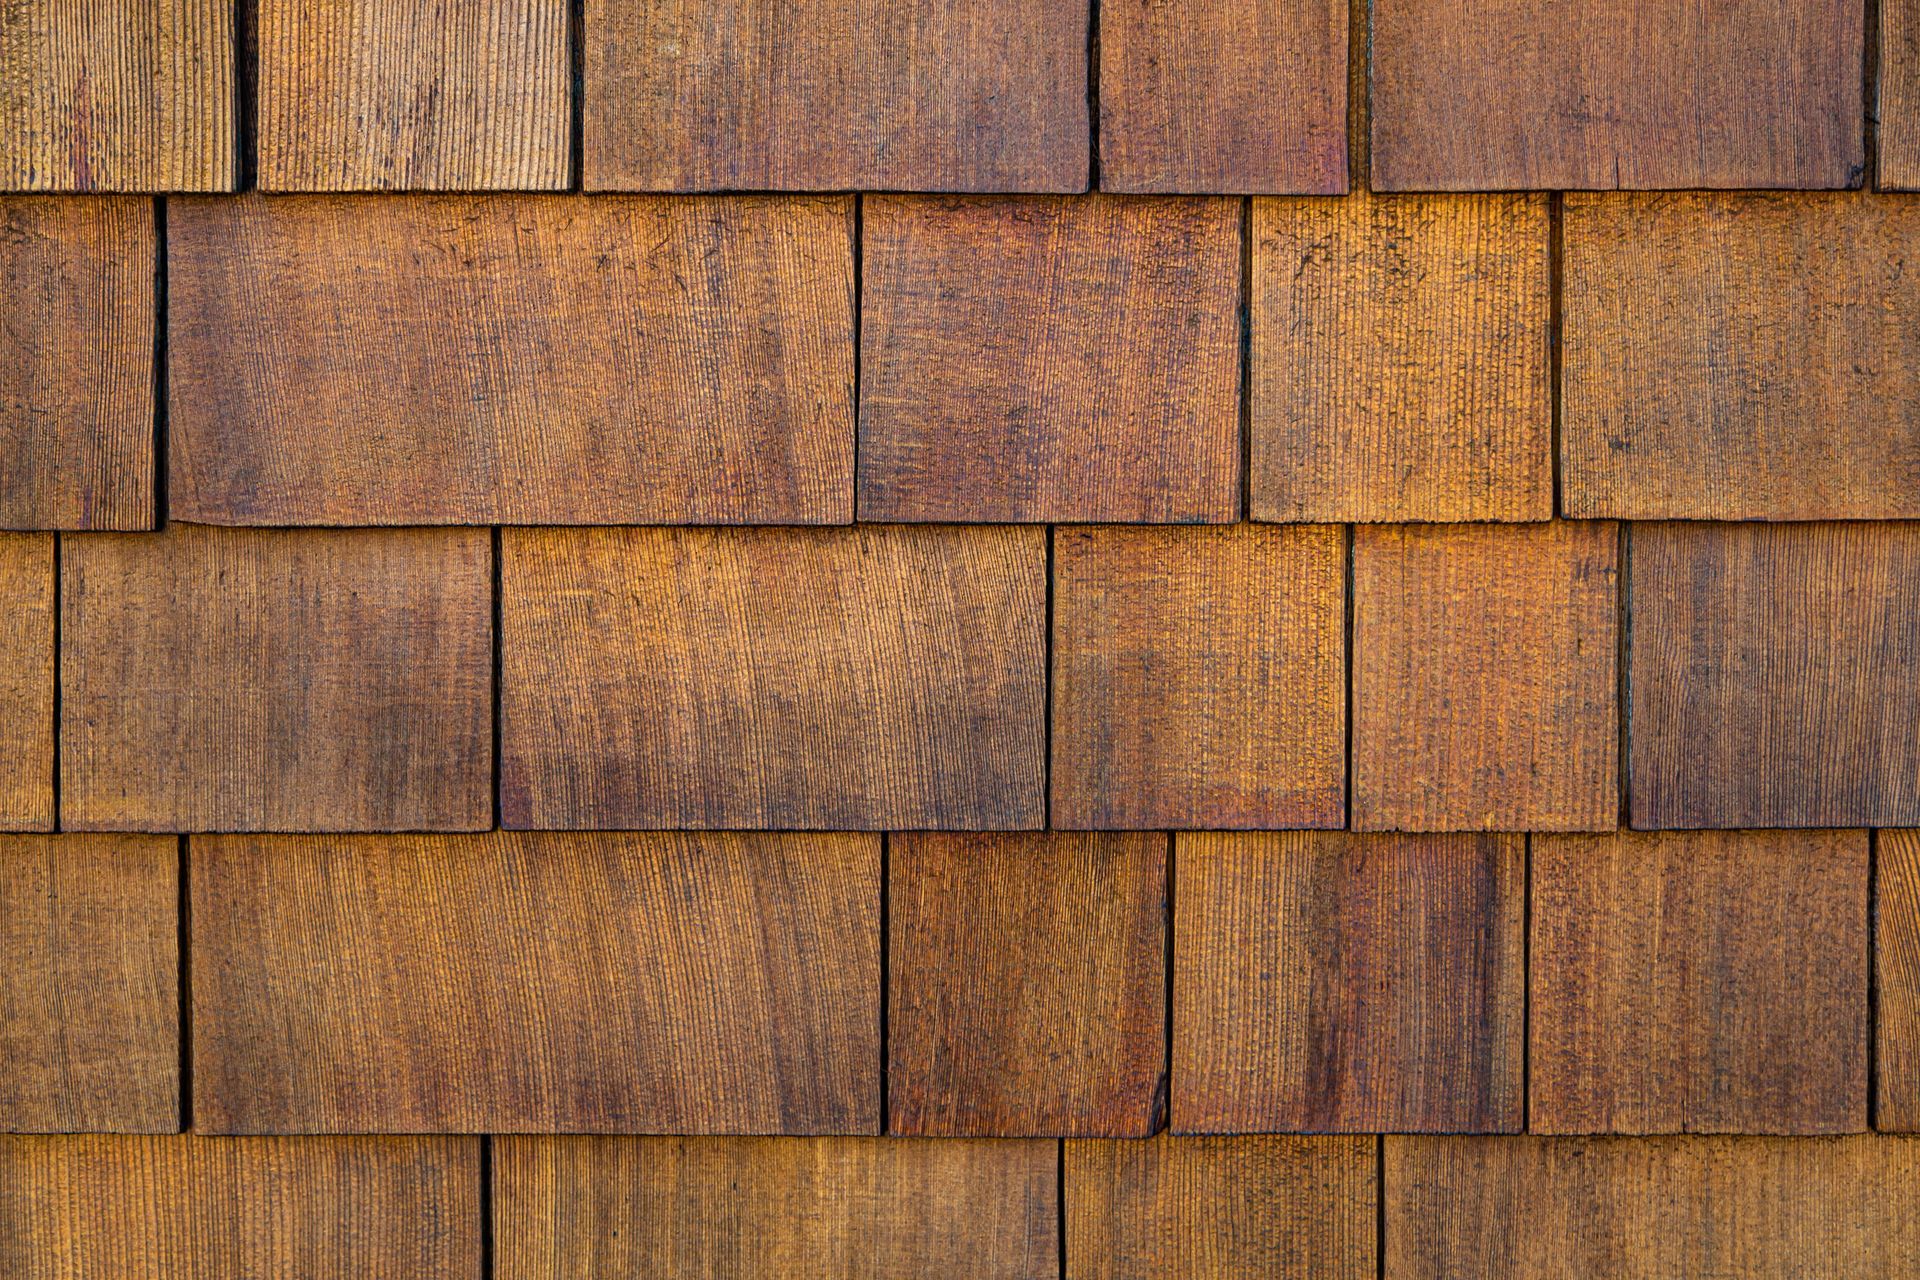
left=3, top=0, right=1919, bottom=1274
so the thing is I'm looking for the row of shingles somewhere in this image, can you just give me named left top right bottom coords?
left=6, top=826, right=1917, bottom=1137
left=14, top=189, right=1920, bottom=534
left=6, top=0, right=1910, bottom=194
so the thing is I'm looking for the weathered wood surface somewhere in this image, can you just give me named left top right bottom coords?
left=1352, top=522, right=1618, bottom=832
left=1565, top=194, right=1920, bottom=519
left=859, top=196, right=1241, bottom=522
left=1051, top=524, right=1345, bottom=829
left=889, top=832, right=1165, bottom=1136
left=1252, top=192, right=1551, bottom=522
left=1875, top=829, right=1920, bottom=1129
left=1369, top=0, right=1865, bottom=190
left=494, top=1136, right=1057, bottom=1278
left=0, top=196, right=153, bottom=529
left=0, top=834, right=178, bottom=1133
left=501, top=525, right=1046, bottom=830
left=61, top=525, right=492, bottom=832
left=583, top=0, right=1089, bottom=191
left=192, top=831, right=878, bottom=1134
left=170, top=194, right=854, bottom=525
left=1885, top=0, right=1920, bottom=189
left=0, top=533, right=54, bottom=831
left=257, top=0, right=570, bottom=190
left=1629, top=522, right=1920, bottom=828
left=1173, top=832, right=1525, bottom=1133
left=1530, top=830, right=1867, bottom=1134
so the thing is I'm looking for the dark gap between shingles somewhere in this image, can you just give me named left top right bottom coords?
left=152, top=198, right=168, bottom=528
left=1085, top=0, right=1100, bottom=190
left=235, top=0, right=258, bottom=190
left=851, top=194, right=864, bottom=523
left=878, top=830, right=890, bottom=1134
left=569, top=0, right=586, bottom=190
left=491, top=526, right=504, bottom=829
left=178, top=834, right=192, bottom=1132
left=1548, top=192, right=1565, bottom=516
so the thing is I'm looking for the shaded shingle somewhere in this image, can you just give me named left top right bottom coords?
left=1885, top=0, right=1920, bottom=189
left=1873, top=830, right=1920, bottom=1130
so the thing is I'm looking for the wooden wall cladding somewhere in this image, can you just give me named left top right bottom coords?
left=256, top=0, right=569, bottom=191
left=1877, top=830, right=1920, bottom=1129
left=0, top=834, right=178, bottom=1133
left=0, top=0, right=234, bottom=191
left=0, top=1135, right=479, bottom=1278
left=60, top=525, right=491, bottom=833
left=1565, top=194, right=1920, bottom=520
left=1173, top=832, right=1524, bottom=1133
left=191, top=832, right=876, bottom=1134
left=1887, top=0, right=1920, bottom=189
left=168, top=194, right=854, bottom=525
left=1629, top=522, right=1920, bottom=828
left=1065, top=1135, right=1376, bottom=1279
left=889, top=832, right=1166, bottom=1137
left=1530, top=830, right=1868, bottom=1135
left=1369, top=0, right=1865, bottom=190
left=1251, top=192, right=1551, bottom=522
left=1387, top=1135, right=1920, bottom=1277
left=0, top=197, right=153, bottom=530
left=1051, top=524, right=1345, bottom=829
left=583, top=0, right=1088, bottom=192
left=0, top=533, right=54, bottom=832
left=1097, top=0, right=1346, bottom=193
left=1352, top=522, right=1618, bottom=832
left=494, top=1136, right=1058, bottom=1278
left=501, top=525, right=1045, bottom=830
left=858, top=196, right=1241, bottom=523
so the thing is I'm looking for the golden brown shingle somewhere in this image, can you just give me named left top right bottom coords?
left=0, top=533, right=54, bottom=832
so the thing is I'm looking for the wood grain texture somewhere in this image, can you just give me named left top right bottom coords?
left=0, top=533, right=54, bottom=831
left=257, top=0, right=569, bottom=190
left=1531, top=830, right=1868, bottom=1135
left=1629, top=522, right=1920, bottom=828
left=495, top=1136, right=1057, bottom=1278
left=1564, top=194, right=1920, bottom=519
left=61, top=525, right=491, bottom=833
left=1353, top=522, right=1618, bottom=832
left=859, top=196, right=1241, bottom=523
left=1173, top=832, right=1524, bottom=1133
left=1098, top=0, right=1346, bottom=193
left=0, top=0, right=234, bottom=191
left=1387, top=1135, right=1920, bottom=1278
left=501, top=525, right=1045, bottom=830
left=192, top=831, right=875, bottom=1134
left=583, top=0, right=1088, bottom=191
left=0, top=196, right=153, bottom=529
left=1065, top=1135, right=1375, bottom=1279
left=0, top=1135, right=478, bottom=1278
left=1051, top=524, right=1344, bottom=829
left=0, top=834, right=177, bottom=1132
left=889, top=832, right=1165, bottom=1137
left=169, top=194, right=853, bottom=525
left=1887, top=0, right=1920, bottom=188
left=1881, top=830, right=1920, bottom=1129
left=1369, top=0, right=1865, bottom=190
left=1251, top=192, right=1551, bottom=522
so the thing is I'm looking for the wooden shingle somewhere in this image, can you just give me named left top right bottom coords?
left=1629, top=522, right=1920, bottom=828
left=1369, top=0, right=1864, bottom=190
left=1065, top=1135, right=1376, bottom=1279
left=1565, top=194, right=1920, bottom=520
left=169, top=194, right=854, bottom=525
left=0, top=834, right=177, bottom=1133
left=889, top=832, right=1165, bottom=1137
left=257, top=0, right=569, bottom=191
left=1251, top=192, right=1551, bottom=522
left=583, top=0, right=1088, bottom=191
left=0, top=0, right=234, bottom=191
left=0, top=1135, right=478, bottom=1278
left=0, top=533, right=53, bottom=831
left=1387, top=1135, right=1920, bottom=1277
left=859, top=196, right=1241, bottom=523
left=1051, top=524, right=1345, bottom=829
left=1530, top=830, right=1868, bottom=1135
left=1098, top=0, right=1347, bottom=193
left=494, top=1136, right=1057, bottom=1278
left=61, top=525, right=491, bottom=832
left=501, top=525, right=1045, bottom=830
left=1886, top=0, right=1920, bottom=189
left=192, top=832, right=877, bottom=1134
left=1173, top=832, right=1524, bottom=1133
left=1875, top=830, right=1920, bottom=1129
left=0, top=197, right=153, bottom=529
left=1352, top=522, right=1618, bottom=832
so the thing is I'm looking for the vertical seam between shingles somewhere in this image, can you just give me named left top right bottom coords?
left=851, top=195, right=864, bottom=523
left=235, top=0, right=257, bottom=190
left=1618, top=522, right=1632, bottom=827
left=1343, top=524, right=1356, bottom=828
left=1159, top=831, right=1173, bottom=1134
left=153, top=198, right=169, bottom=528
left=480, top=1134, right=495, bottom=1278
left=178, top=835, right=192, bottom=1132
left=1548, top=192, right=1564, bottom=518
left=1865, top=0, right=1881, bottom=189
left=50, top=533, right=61, bottom=832
left=1522, top=832, right=1532, bottom=1133
left=1055, top=1136, right=1068, bottom=1277
left=1044, top=526, right=1056, bottom=827
left=569, top=0, right=585, bottom=190
left=1238, top=196, right=1253, bottom=521
left=1870, top=828, right=1880, bottom=1129
left=492, top=526, right=504, bottom=828
left=1086, top=0, right=1100, bottom=190
left=1375, top=1133, right=1385, bottom=1280
left=878, top=830, right=890, bottom=1134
